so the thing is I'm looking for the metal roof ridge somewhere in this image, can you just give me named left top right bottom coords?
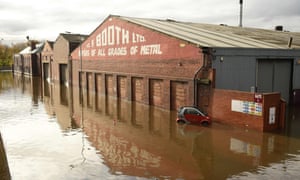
left=120, top=16, right=211, bottom=47
left=119, top=16, right=288, bottom=49
left=173, top=22, right=284, bottom=49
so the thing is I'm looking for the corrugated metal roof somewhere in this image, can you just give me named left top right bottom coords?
left=118, top=16, right=300, bottom=49
left=19, top=43, right=45, bottom=54
left=59, top=33, right=89, bottom=43
left=57, top=33, right=89, bottom=53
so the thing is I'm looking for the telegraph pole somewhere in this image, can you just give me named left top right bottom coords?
left=239, top=0, right=243, bottom=27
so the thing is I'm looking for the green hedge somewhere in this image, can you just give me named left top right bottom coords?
left=0, top=59, right=12, bottom=67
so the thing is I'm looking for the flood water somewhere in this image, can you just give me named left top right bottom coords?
left=1, top=71, right=300, bottom=180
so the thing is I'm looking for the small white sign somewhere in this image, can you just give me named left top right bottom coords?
left=231, top=100, right=243, bottom=112
left=269, top=107, right=276, bottom=124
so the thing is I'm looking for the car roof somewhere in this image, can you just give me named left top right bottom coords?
left=180, top=106, right=199, bottom=109
left=178, top=106, right=201, bottom=112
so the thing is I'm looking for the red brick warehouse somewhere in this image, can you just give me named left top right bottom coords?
left=68, top=15, right=300, bottom=131
left=70, top=15, right=208, bottom=111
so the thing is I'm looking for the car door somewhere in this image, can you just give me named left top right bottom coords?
left=184, top=108, right=200, bottom=123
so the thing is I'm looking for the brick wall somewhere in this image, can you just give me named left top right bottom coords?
left=209, top=89, right=284, bottom=131
left=67, top=15, right=206, bottom=110
left=70, top=57, right=197, bottom=109
left=41, top=42, right=54, bottom=80
left=72, top=58, right=202, bottom=82
left=53, top=36, right=70, bottom=83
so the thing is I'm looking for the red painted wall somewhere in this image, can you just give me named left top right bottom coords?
left=71, top=16, right=201, bottom=62
left=69, top=15, right=204, bottom=109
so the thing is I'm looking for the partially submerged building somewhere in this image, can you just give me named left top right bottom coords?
left=70, top=15, right=300, bottom=131
left=13, top=15, right=300, bottom=131
left=13, top=42, right=44, bottom=76
left=52, top=33, right=88, bottom=86
left=41, top=40, right=54, bottom=82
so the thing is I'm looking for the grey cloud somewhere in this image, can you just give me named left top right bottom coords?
left=1, top=20, right=39, bottom=34
left=246, top=0, right=300, bottom=18
left=1, top=0, right=300, bottom=44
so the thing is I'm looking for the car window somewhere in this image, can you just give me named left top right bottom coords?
left=186, top=108, right=198, bottom=115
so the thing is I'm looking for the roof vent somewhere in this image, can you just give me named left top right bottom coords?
left=275, top=25, right=283, bottom=31
left=220, top=24, right=228, bottom=26
left=166, top=19, right=176, bottom=22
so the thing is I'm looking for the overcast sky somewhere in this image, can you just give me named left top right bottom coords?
left=1, top=0, right=300, bottom=45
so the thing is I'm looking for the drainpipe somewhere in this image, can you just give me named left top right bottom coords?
left=68, top=55, right=74, bottom=123
left=193, top=78, right=199, bottom=106
left=194, top=47, right=208, bottom=106
left=50, top=57, right=53, bottom=83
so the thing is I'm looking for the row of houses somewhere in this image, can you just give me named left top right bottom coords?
left=13, top=15, right=300, bottom=131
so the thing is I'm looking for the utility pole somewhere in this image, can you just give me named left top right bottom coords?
left=239, top=0, right=243, bottom=27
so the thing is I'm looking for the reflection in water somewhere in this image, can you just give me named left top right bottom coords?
left=1, top=72, right=300, bottom=179
left=71, top=77, right=300, bottom=179
left=0, top=72, right=13, bottom=93
left=286, top=105, right=300, bottom=138
left=60, top=84, right=69, bottom=106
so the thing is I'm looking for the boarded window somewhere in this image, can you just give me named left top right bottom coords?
left=149, top=79, right=163, bottom=107
left=117, top=76, right=127, bottom=99
left=171, top=81, right=188, bottom=110
left=132, top=77, right=144, bottom=102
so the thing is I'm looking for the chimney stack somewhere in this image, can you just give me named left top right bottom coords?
left=30, top=41, right=36, bottom=51
left=275, top=25, right=283, bottom=31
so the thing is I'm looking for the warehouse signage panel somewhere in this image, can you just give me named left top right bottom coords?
left=231, top=99, right=262, bottom=116
left=79, top=23, right=164, bottom=59
left=72, top=16, right=200, bottom=61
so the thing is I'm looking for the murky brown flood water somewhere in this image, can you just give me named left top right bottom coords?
left=1, top=71, right=300, bottom=180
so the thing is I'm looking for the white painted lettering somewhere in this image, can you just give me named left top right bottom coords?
left=132, top=33, right=137, bottom=43
left=98, top=49, right=105, bottom=56
left=91, top=39, right=94, bottom=47
left=130, top=46, right=138, bottom=55
left=132, top=33, right=146, bottom=43
left=108, top=47, right=127, bottom=56
left=115, top=26, right=121, bottom=45
left=82, top=49, right=90, bottom=56
left=96, top=34, right=101, bottom=46
left=91, top=25, right=163, bottom=57
left=86, top=42, right=91, bottom=48
left=107, top=26, right=114, bottom=45
left=122, top=29, right=129, bottom=44
left=140, top=44, right=162, bottom=55
left=95, top=26, right=131, bottom=47
left=101, top=29, right=107, bottom=46
left=140, top=45, right=149, bottom=55
left=140, top=35, right=145, bottom=42
left=91, top=49, right=96, bottom=56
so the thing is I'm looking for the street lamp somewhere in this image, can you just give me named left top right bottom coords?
left=239, top=0, right=243, bottom=27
